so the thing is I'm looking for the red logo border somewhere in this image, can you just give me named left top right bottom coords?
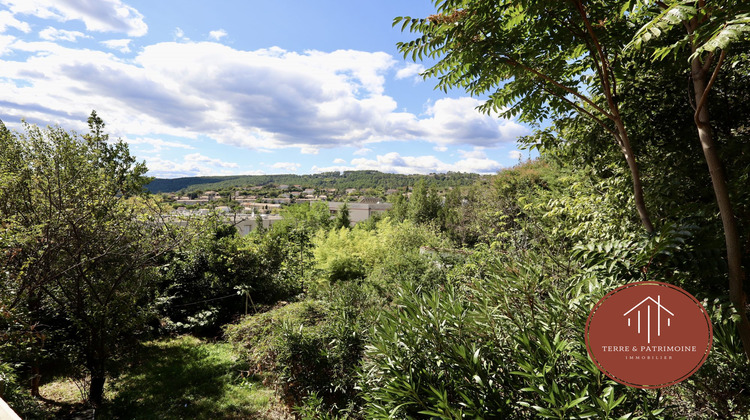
left=585, top=281, right=713, bottom=389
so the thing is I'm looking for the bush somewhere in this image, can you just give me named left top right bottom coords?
left=358, top=250, right=670, bottom=419
left=0, top=362, right=45, bottom=419
left=226, top=282, right=383, bottom=417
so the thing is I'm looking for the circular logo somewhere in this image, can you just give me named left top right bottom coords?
left=585, top=281, right=712, bottom=388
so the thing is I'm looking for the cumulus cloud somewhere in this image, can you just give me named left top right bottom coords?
left=395, top=63, right=424, bottom=81
left=433, top=146, right=448, bottom=152
left=1, top=0, right=148, bottom=36
left=0, top=10, right=30, bottom=33
left=270, top=161, right=301, bottom=172
left=0, top=40, right=528, bottom=154
left=39, top=26, right=88, bottom=41
left=144, top=153, right=240, bottom=178
left=458, top=149, right=487, bottom=159
left=333, top=158, right=346, bottom=164
left=124, top=136, right=194, bottom=152
left=184, top=153, right=238, bottom=168
left=417, top=97, right=529, bottom=147
left=300, top=147, right=319, bottom=155
left=508, top=150, right=523, bottom=160
left=353, top=148, right=372, bottom=156
left=208, top=29, right=227, bottom=41
left=313, top=152, right=502, bottom=175
left=101, top=38, right=131, bottom=53
left=0, top=34, right=16, bottom=55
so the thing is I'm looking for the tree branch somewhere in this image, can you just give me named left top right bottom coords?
left=694, top=48, right=726, bottom=126
left=572, top=0, right=619, bottom=121
left=541, top=86, right=619, bottom=141
left=504, top=57, right=616, bottom=120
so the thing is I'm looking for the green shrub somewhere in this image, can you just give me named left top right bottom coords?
left=226, top=283, right=381, bottom=416
left=359, top=250, right=671, bottom=419
left=0, top=361, right=45, bottom=419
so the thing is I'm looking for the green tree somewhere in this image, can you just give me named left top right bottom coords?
left=408, top=178, right=441, bottom=224
left=629, top=0, right=750, bottom=360
left=0, top=113, right=171, bottom=405
left=334, top=203, right=351, bottom=229
left=396, top=0, right=654, bottom=232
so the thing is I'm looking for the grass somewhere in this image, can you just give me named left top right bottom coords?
left=39, top=335, right=288, bottom=419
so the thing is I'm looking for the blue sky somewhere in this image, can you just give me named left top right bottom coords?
left=0, top=0, right=533, bottom=178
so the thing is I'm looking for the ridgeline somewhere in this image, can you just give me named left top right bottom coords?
left=145, top=170, right=484, bottom=193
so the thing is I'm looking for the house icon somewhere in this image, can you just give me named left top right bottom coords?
left=623, top=295, right=674, bottom=344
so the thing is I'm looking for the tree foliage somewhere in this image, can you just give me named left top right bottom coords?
left=0, top=114, right=172, bottom=405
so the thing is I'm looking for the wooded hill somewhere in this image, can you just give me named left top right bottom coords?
left=145, top=170, right=484, bottom=193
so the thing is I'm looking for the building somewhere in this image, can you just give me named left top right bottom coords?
left=232, top=213, right=284, bottom=236
left=328, top=201, right=392, bottom=225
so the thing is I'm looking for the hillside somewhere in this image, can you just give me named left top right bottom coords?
left=145, top=170, right=484, bottom=193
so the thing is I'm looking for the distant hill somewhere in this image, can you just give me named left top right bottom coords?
left=145, top=171, right=485, bottom=193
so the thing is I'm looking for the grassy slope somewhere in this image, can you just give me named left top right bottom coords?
left=40, top=336, right=288, bottom=419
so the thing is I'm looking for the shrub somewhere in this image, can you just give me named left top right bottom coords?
left=226, top=282, right=382, bottom=417
left=359, top=250, right=670, bottom=419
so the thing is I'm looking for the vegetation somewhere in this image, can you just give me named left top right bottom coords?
left=146, top=170, right=482, bottom=194
left=1, top=1, right=749, bottom=419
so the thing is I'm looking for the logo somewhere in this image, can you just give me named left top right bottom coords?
left=585, top=281, right=712, bottom=388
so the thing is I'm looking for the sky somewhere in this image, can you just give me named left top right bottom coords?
left=0, top=0, right=534, bottom=178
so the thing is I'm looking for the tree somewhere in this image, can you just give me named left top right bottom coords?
left=629, top=0, right=750, bottom=360
left=0, top=113, right=173, bottom=405
left=335, top=203, right=351, bottom=229
left=396, top=0, right=654, bottom=232
left=408, top=179, right=441, bottom=224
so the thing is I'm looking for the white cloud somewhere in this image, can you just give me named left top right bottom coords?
left=417, top=97, right=529, bottom=147
left=0, top=10, right=30, bottom=33
left=1, top=0, right=148, bottom=36
left=145, top=153, right=240, bottom=178
left=508, top=150, right=523, bottom=160
left=208, top=29, right=227, bottom=41
left=174, top=27, right=187, bottom=40
left=124, top=136, right=194, bottom=152
left=458, top=149, right=487, bottom=159
left=300, top=147, right=319, bottom=155
left=101, top=38, right=131, bottom=53
left=39, top=26, right=88, bottom=41
left=184, top=153, right=238, bottom=168
left=270, top=162, right=301, bottom=172
left=0, top=34, right=16, bottom=55
left=395, top=63, right=424, bottom=81
left=433, top=146, right=448, bottom=152
left=0, top=40, right=528, bottom=154
left=313, top=152, right=502, bottom=175
left=333, top=158, right=346, bottom=164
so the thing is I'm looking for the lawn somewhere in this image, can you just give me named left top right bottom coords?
left=39, top=335, right=288, bottom=419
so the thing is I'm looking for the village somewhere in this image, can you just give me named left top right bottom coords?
left=162, top=185, right=398, bottom=234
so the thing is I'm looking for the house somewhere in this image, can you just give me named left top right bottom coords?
left=328, top=201, right=392, bottom=225
left=233, top=213, right=283, bottom=236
